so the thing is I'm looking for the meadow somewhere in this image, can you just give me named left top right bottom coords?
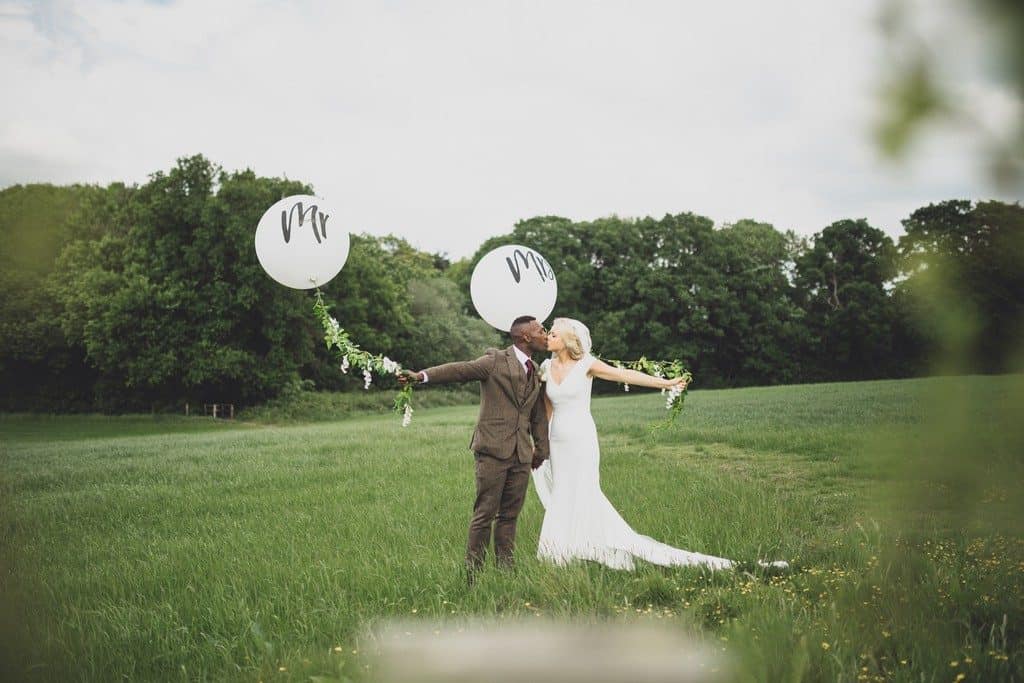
left=1, top=376, right=1022, bottom=682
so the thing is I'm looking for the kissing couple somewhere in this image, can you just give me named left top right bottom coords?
left=399, top=315, right=787, bottom=581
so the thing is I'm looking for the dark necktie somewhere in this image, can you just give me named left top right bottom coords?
left=525, top=358, right=535, bottom=380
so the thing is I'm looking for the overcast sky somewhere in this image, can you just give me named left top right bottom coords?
left=2, top=0, right=1019, bottom=258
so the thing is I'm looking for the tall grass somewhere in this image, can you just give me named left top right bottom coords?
left=1, top=376, right=1021, bottom=681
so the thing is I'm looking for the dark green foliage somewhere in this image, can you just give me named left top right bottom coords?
left=0, top=156, right=500, bottom=409
left=897, top=199, right=1024, bottom=372
left=695, top=219, right=804, bottom=386
left=794, top=219, right=901, bottom=381
left=460, top=213, right=873, bottom=389
left=1, top=155, right=1021, bottom=411
left=47, top=156, right=316, bottom=410
left=0, top=184, right=103, bottom=410
left=402, top=277, right=501, bottom=370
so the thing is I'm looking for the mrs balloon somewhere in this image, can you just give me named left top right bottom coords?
left=470, top=244, right=558, bottom=331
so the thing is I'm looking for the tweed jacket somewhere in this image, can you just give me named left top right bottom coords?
left=423, top=346, right=549, bottom=464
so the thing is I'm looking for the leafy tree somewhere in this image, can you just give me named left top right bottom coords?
left=50, top=156, right=315, bottom=408
left=5, top=155, right=1012, bottom=410
left=458, top=212, right=805, bottom=388
left=794, top=219, right=900, bottom=380
left=2, top=160, right=518, bottom=409
left=702, top=220, right=804, bottom=385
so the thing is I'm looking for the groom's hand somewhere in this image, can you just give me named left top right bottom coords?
left=397, top=370, right=424, bottom=386
left=531, top=451, right=546, bottom=470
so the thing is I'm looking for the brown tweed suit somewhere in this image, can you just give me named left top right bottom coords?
left=423, top=346, right=549, bottom=570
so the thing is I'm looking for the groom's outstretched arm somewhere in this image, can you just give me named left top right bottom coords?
left=407, top=351, right=498, bottom=385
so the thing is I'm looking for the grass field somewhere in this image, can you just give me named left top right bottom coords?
left=1, top=376, right=1022, bottom=682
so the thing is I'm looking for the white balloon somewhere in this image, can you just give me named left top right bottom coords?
left=470, top=244, right=557, bottom=331
left=254, top=195, right=350, bottom=289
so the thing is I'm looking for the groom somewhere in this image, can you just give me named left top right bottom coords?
left=399, top=316, right=550, bottom=579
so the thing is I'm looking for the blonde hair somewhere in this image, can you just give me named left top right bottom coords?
left=551, top=318, right=585, bottom=360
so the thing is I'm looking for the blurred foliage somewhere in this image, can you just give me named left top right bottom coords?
left=898, top=198, right=1024, bottom=372
left=876, top=0, right=1024, bottom=188
left=0, top=184, right=104, bottom=410
left=804, top=230, right=1024, bottom=683
left=871, top=15, right=1024, bottom=652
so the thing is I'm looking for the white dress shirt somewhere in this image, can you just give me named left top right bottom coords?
left=511, top=344, right=532, bottom=374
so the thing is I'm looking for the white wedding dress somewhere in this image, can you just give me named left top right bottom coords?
left=532, top=353, right=737, bottom=571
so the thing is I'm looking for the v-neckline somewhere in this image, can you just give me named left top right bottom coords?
left=549, top=358, right=580, bottom=387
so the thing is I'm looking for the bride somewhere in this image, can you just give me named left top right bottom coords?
left=532, top=317, right=787, bottom=571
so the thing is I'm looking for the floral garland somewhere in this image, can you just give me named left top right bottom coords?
left=313, top=290, right=415, bottom=426
left=606, top=357, right=693, bottom=425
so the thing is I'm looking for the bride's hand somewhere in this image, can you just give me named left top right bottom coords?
left=663, top=376, right=688, bottom=390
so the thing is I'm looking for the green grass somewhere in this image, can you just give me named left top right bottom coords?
left=1, top=376, right=1022, bottom=681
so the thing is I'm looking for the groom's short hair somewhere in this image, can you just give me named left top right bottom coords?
left=509, top=315, right=536, bottom=338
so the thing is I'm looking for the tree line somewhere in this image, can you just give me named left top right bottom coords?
left=1, top=155, right=1020, bottom=411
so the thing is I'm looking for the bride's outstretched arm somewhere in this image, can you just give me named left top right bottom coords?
left=588, top=358, right=688, bottom=390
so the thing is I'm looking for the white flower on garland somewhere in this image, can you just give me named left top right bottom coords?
left=665, top=383, right=684, bottom=410
left=314, top=291, right=415, bottom=427
left=326, top=317, right=341, bottom=346
left=623, top=383, right=630, bottom=392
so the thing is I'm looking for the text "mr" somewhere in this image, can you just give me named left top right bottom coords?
left=281, top=202, right=329, bottom=244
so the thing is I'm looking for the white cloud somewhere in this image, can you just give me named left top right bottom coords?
left=0, top=0, right=1019, bottom=258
